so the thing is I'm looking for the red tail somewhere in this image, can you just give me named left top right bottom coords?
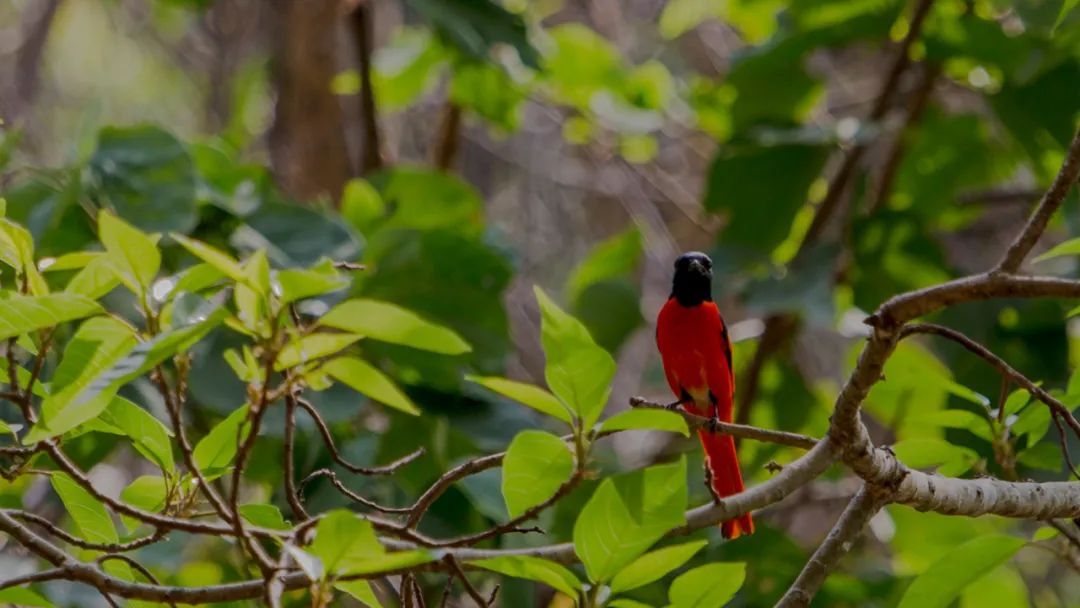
left=698, top=428, right=754, bottom=539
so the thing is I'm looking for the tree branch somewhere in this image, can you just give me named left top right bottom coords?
left=997, top=126, right=1080, bottom=272
left=776, top=486, right=888, bottom=607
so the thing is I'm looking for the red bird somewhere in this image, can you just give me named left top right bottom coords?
left=656, top=252, right=754, bottom=539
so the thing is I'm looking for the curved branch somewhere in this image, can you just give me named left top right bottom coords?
left=295, top=396, right=425, bottom=475
left=900, top=323, right=1080, bottom=440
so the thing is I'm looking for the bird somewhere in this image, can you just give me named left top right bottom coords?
left=655, top=251, right=754, bottom=539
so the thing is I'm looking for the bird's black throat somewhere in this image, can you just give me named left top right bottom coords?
left=671, top=252, right=714, bottom=307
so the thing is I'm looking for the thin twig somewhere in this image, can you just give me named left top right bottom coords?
left=444, top=555, right=488, bottom=607
left=96, top=555, right=178, bottom=608
left=301, top=468, right=412, bottom=514
left=283, top=393, right=310, bottom=520
left=295, top=396, right=425, bottom=475
left=997, top=126, right=1080, bottom=272
left=899, top=323, right=1080, bottom=442
left=629, top=397, right=819, bottom=449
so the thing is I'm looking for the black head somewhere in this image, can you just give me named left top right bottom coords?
left=671, top=251, right=713, bottom=306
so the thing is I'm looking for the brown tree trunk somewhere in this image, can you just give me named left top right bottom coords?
left=268, top=0, right=350, bottom=203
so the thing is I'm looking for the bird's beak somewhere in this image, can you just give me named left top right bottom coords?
left=689, top=259, right=706, bottom=274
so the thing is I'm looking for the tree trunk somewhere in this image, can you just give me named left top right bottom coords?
left=268, top=0, right=350, bottom=203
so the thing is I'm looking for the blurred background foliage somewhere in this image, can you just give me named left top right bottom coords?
left=0, top=0, right=1079, bottom=606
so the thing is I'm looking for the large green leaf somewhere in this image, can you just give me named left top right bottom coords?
left=86, top=125, right=197, bottom=234
left=323, top=356, right=420, bottom=415
left=0, top=293, right=102, bottom=341
left=308, top=509, right=383, bottom=575
left=467, top=375, right=574, bottom=424
left=65, top=255, right=123, bottom=300
left=669, top=562, right=746, bottom=607
left=534, top=287, right=616, bottom=429
left=25, top=307, right=227, bottom=444
left=609, top=540, right=708, bottom=593
left=98, top=211, right=160, bottom=293
left=28, top=317, right=138, bottom=443
left=406, top=0, right=540, bottom=68
left=471, top=555, right=582, bottom=597
left=573, top=457, right=687, bottom=582
left=0, top=587, right=53, bottom=607
left=898, top=535, right=1026, bottom=608
left=276, top=262, right=350, bottom=305
left=193, top=405, right=250, bottom=477
left=51, top=472, right=118, bottom=545
left=80, top=397, right=175, bottom=472
left=334, top=580, right=384, bottom=607
left=502, top=430, right=575, bottom=518
left=320, top=299, right=471, bottom=355
left=566, top=228, right=642, bottom=305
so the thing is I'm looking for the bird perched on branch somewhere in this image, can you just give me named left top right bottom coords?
left=656, top=251, right=754, bottom=539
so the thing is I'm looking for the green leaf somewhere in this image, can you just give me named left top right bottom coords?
left=51, top=472, right=118, bottom=544
left=340, top=179, right=386, bottom=234
left=172, top=263, right=225, bottom=294
left=320, top=299, right=471, bottom=354
left=922, top=409, right=993, bottom=442
left=95, top=397, right=175, bottom=472
left=87, top=125, right=197, bottom=233
left=704, top=144, right=829, bottom=258
left=659, top=0, right=723, bottom=38
left=898, top=535, right=1026, bottom=608
left=669, top=562, right=746, bottom=608
left=308, top=509, right=383, bottom=575
left=0, top=293, right=102, bottom=341
left=0, top=219, right=48, bottom=295
left=275, top=333, right=363, bottom=370
left=276, top=264, right=350, bottom=305
left=170, top=233, right=245, bottom=282
left=65, top=255, right=122, bottom=299
left=609, top=540, right=708, bottom=593
left=406, top=0, right=540, bottom=68
left=25, top=308, right=227, bottom=444
left=0, top=587, right=54, bottom=607
left=323, top=356, right=419, bottom=415
left=1012, top=403, right=1052, bottom=444
left=471, top=555, right=582, bottom=597
left=566, top=227, right=642, bottom=306
left=574, top=457, right=687, bottom=582
left=368, top=29, right=447, bottom=110
left=28, top=317, right=139, bottom=443
left=502, top=430, right=575, bottom=518
left=334, top=580, right=384, bottom=607
left=1017, top=441, right=1062, bottom=471
left=960, top=565, right=1029, bottom=608
left=193, top=406, right=250, bottom=476
left=467, top=375, right=574, bottom=424
left=1033, top=236, right=1080, bottom=263
left=239, top=504, right=290, bottom=531
left=534, top=287, right=616, bottom=429
left=893, top=438, right=978, bottom=476
left=98, top=211, right=161, bottom=293
left=338, top=550, right=435, bottom=575
left=609, top=600, right=652, bottom=608
left=119, top=475, right=166, bottom=531
left=598, top=409, right=690, bottom=437
left=41, top=251, right=100, bottom=272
